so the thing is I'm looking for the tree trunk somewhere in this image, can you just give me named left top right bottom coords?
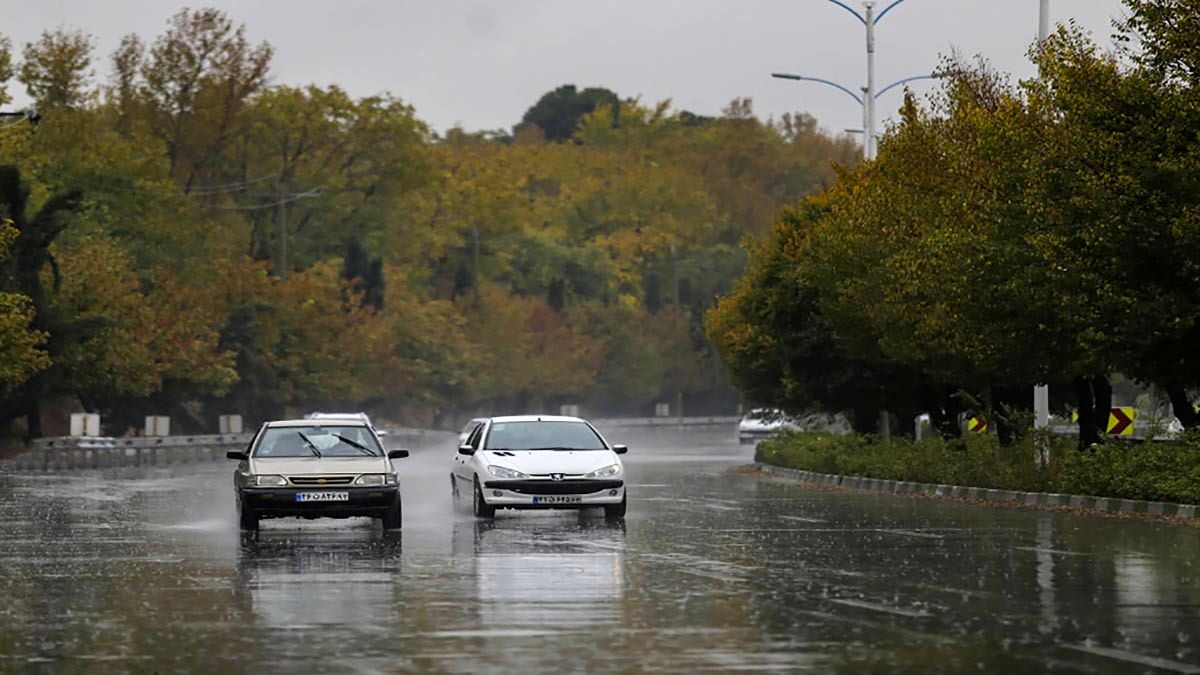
left=1075, top=376, right=1098, bottom=449
left=1166, top=385, right=1198, bottom=430
left=1092, top=375, right=1113, bottom=441
left=1075, top=375, right=1112, bottom=449
left=991, top=385, right=1014, bottom=447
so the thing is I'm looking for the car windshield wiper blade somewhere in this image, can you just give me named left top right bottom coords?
left=296, top=432, right=322, bottom=458
left=334, top=434, right=377, bottom=456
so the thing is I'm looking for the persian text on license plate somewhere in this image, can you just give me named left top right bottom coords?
left=296, top=491, right=349, bottom=503
left=532, top=495, right=582, bottom=504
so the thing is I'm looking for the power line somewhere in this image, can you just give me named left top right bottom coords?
left=200, top=188, right=322, bottom=211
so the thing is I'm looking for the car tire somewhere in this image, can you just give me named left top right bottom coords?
left=473, top=476, right=495, bottom=519
left=604, top=494, right=627, bottom=520
left=237, top=496, right=259, bottom=531
left=381, top=496, right=402, bottom=531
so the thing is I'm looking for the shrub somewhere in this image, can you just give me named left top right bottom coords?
left=753, top=430, right=1200, bottom=502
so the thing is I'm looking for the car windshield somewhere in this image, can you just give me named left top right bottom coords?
left=253, top=425, right=382, bottom=458
left=484, top=421, right=606, bottom=450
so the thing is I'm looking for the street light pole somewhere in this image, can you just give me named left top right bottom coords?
left=771, top=72, right=940, bottom=158
left=864, top=1, right=877, bottom=159
left=818, top=1, right=909, bottom=159
left=1034, top=0, right=1051, bottom=437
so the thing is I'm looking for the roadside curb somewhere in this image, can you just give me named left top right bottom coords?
left=754, top=463, right=1200, bottom=521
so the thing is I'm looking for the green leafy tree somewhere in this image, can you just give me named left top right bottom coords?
left=18, top=28, right=94, bottom=110
left=518, top=84, right=618, bottom=142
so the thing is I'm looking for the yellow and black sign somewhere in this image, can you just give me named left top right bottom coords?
left=1070, top=407, right=1135, bottom=436
left=967, top=417, right=988, bottom=433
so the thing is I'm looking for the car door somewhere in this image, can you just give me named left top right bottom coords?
left=453, top=421, right=486, bottom=483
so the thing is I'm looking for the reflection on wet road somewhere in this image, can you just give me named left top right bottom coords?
left=2, top=430, right=1199, bottom=673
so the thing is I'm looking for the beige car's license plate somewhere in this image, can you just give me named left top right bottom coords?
left=296, top=491, right=349, bottom=502
left=533, top=495, right=582, bottom=504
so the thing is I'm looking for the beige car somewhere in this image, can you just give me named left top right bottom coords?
left=227, top=418, right=409, bottom=531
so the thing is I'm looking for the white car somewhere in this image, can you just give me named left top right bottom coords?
left=305, top=412, right=388, bottom=438
left=451, top=415, right=628, bottom=519
left=458, top=417, right=488, bottom=445
left=737, top=408, right=799, bottom=444
left=228, top=418, right=409, bottom=531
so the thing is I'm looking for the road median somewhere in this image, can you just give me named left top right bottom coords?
left=751, top=431, right=1200, bottom=523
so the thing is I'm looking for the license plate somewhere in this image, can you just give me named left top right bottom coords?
left=532, top=495, right=582, bottom=505
left=295, top=491, right=349, bottom=502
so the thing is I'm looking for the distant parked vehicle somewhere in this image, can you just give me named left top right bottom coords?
left=305, top=412, right=388, bottom=438
left=737, top=408, right=799, bottom=444
left=458, top=417, right=488, bottom=445
left=451, top=415, right=628, bottom=520
left=228, top=418, right=409, bottom=531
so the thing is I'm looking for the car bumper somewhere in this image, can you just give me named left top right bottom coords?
left=239, top=486, right=399, bottom=519
left=739, top=430, right=773, bottom=444
left=481, top=479, right=624, bottom=509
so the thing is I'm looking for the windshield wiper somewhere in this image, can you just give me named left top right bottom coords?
left=334, top=434, right=378, bottom=456
left=297, top=432, right=322, bottom=458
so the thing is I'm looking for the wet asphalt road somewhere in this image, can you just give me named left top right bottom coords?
left=1, top=429, right=1199, bottom=674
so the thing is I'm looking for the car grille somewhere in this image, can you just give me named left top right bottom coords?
left=484, top=479, right=623, bottom=495
left=289, top=475, right=354, bottom=486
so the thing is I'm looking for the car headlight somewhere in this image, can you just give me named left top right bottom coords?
left=487, top=464, right=528, bottom=479
left=585, top=464, right=621, bottom=479
left=252, top=474, right=287, bottom=487
left=354, top=473, right=391, bottom=486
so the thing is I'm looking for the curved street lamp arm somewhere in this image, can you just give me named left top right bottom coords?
left=772, top=73, right=864, bottom=106
left=874, top=73, right=941, bottom=99
left=875, top=0, right=909, bottom=23
left=824, top=0, right=867, bottom=25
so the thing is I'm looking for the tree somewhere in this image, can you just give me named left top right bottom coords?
left=0, top=35, right=13, bottom=107
left=0, top=222, right=48, bottom=389
left=518, top=84, right=618, bottom=142
left=19, top=29, right=94, bottom=110
left=118, top=8, right=273, bottom=190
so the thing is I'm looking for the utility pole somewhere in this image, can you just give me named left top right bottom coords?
left=1034, top=0, right=1051, bottom=440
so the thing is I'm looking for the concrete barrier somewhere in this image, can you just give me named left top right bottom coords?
left=3, top=426, right=441, bottom=472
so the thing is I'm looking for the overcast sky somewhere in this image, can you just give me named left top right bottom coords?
left=6, top=0, right=1129, bottom=137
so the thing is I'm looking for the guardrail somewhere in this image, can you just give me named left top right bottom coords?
left=3, top=426, right=444, bottom=472
left=591, top=416, right=740, bottom=429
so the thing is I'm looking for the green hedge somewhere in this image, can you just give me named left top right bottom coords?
left=756, top=431, right=1200, bottom=505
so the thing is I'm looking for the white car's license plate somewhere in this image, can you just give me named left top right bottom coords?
left=295, top=491, right=349, bottom=503
left=532, top=495, right=582, bottom=505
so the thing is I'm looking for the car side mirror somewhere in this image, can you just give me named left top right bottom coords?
left=377, top=430, right=389, bottom=437
left=458, top=445, right=476, bottom=456
left=226, top=451, right=248, bottom=461
left=388, top=449, right=409, bottom=459
left=612, top=444, right=628, bottom=455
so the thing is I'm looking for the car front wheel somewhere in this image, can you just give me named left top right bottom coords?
left=604, top=494, right=627, bottom=520
left=237, top=495, right=259, bottom=531
left=381, top=496, right=402, bottom=531
left=473, top=476, right=495, bottom=519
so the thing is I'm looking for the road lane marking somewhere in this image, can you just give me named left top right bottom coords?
left=1013, top=546, right=1089, bottom=556
left=1063, top=645, right=1200, bottom=674
left=779, top=515, right=826, bottom=523
left=828, top=598, right=933, bottom=618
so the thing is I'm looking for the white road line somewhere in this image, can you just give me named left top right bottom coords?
left=1063, top=644, right=1200, bottom=674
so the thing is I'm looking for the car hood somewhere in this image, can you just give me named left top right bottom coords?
left=480, top=449, right=618, bottom=476
left=249, top=456, right=389, bottom=476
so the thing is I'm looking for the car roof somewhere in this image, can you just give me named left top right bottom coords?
left=486, top=415, right=586, bottom=423
left=265, top=418, right=370, bottom=428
